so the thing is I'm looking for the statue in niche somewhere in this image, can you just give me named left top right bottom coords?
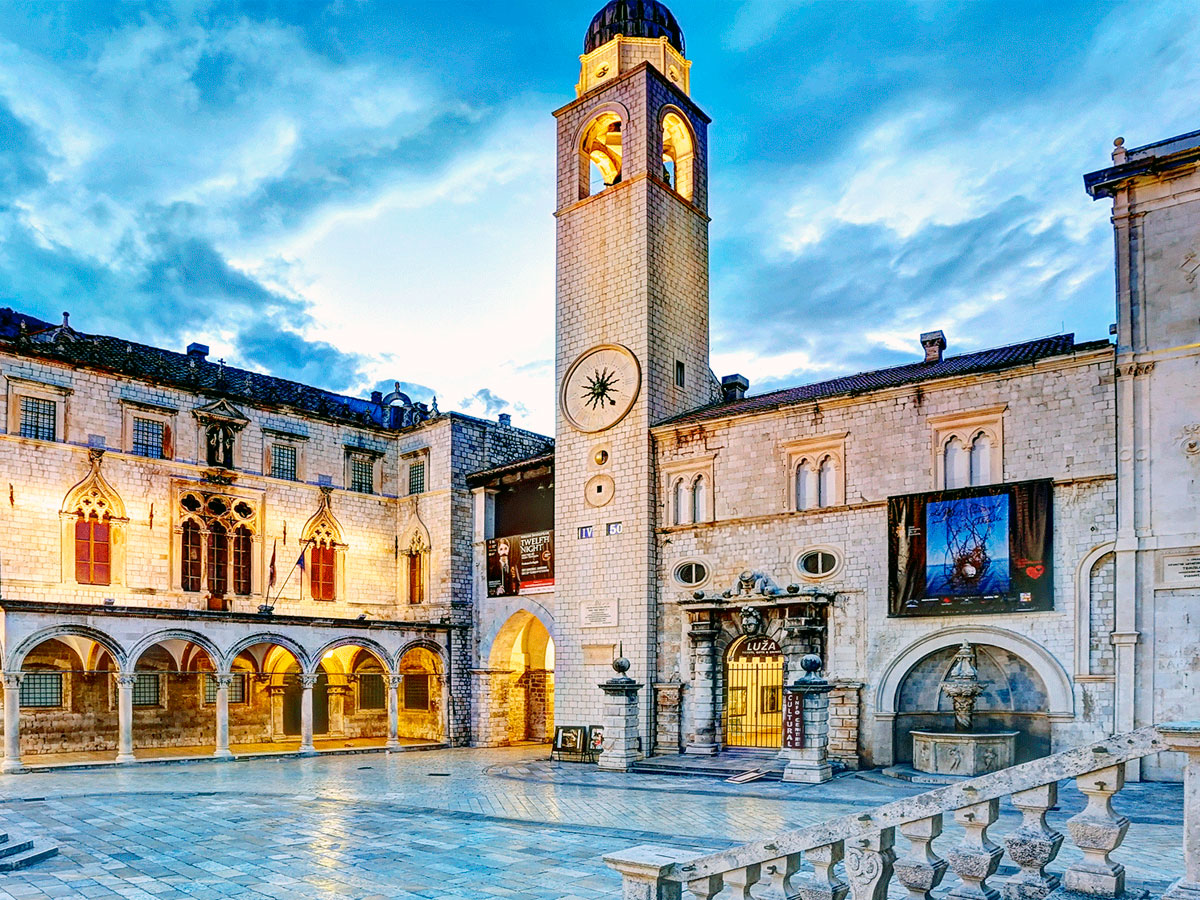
left=206, top=423, right=235, bottom=469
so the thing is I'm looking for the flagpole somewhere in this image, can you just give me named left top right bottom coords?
left=267, top=538, right=314, bottom=608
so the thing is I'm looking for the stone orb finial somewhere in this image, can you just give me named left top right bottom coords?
left=612, top=654, right=631, bottom=676
left=801, top=654, right=822, bottom=674
left=1113, top=136, right=1125, bottom=147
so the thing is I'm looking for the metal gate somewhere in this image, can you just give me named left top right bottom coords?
left=723, top=635, right=784, bottom=749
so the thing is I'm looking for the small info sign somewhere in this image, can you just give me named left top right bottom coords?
left=1163, top=553, right=1200, bottom=585
left=580, top=598, right=618, bottom=628
left=783, top=690, right=806, bottom=749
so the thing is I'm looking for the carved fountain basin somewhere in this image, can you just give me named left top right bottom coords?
left=911, top=730, right=1019, bottom=776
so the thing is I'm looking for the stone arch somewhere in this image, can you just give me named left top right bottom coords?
left=60, top=448, right=129, bottom=587
left=394, top=638, right=447, bottom=674
left=221, top=633, right=311, bottom=674
left=310, top=636, right=393, bottom=675
left=127, top=630, right=222, bottom=673
left=8, top=625, right=128, bottom=672
left=61, top=448, right=127, bottom=521
left=659, top=105, right=695, bottom=201
left=396, top=640, right=447, bottom=743
left=1074, top=541, right=1117, bottom=679
left=574, top=100, right=631, bottom=199
left=479, top=598, right=554, bottom=670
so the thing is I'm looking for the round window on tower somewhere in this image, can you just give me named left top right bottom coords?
left=673, top=560, right=708, bottom=587
left=795, top=548, right=841, bottom=581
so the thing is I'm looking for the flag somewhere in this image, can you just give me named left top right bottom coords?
left=268, top=540, right=277, bottom=590
left=297, top=546, right=306, bottom=572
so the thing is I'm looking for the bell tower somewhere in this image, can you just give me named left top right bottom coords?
left=552, top=0, right=715, bottom=744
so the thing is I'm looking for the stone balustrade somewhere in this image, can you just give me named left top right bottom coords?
left=607, top=723, right=1200, bottom=900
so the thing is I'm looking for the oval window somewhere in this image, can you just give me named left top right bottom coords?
left=674, top=561, right=708, bottom=586
left=798, top=550, right=837, bottom=578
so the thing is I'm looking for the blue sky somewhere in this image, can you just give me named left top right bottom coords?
left=0, top=1, right=1196, bottom=434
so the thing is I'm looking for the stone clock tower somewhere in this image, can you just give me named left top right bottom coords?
left=552, top=0, right=716, bottom=745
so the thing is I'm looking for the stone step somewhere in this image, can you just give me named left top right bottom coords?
left=0, top=842, right=57, bottom=872
left=0, top=837, right=33, bottom=859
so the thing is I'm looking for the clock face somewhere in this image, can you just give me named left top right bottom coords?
left=561, top=344, right=641, bottom=433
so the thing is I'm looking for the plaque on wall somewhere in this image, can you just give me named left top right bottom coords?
left=580, top=597, right=618, bottom=628
left=1161, top=550, right=1200, bottom=587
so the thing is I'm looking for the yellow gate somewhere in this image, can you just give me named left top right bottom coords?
left=723, top=635, right=784, bottom=748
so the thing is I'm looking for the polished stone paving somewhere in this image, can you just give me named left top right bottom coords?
left=0, top=745, right=1185, bottom=899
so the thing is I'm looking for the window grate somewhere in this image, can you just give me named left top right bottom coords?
left=132, top=417, right=165, bottom=459
left=271, top=444, right=297, bottom=481
left=20, top=672, right=63, bottom=707
left=403, top=673, right=430, bottom=710
left=408, top=460, right=425, bottom=495
left=358, top=673, right=385, bottom=710
left=232, top=526, right=252, bottom=596
left=204, top=673, right=245, bottom=704
left=350, top=455, right=374, bottom=494
left=132, top=672, right=160, bottom=707
left=19, top=396, right=56, bottom=441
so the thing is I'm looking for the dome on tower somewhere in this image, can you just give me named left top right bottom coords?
left=584, top=0, right=685, bottom=55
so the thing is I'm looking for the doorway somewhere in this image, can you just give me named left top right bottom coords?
left=723, top=635, right=784, bottom=749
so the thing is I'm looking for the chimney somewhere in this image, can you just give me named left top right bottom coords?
left=721, top=374, right=750, bottom=402
left=920, top=331, right=946, bottom=364
left=498, top=413, right=511, bottom=427
left=186, top=342, right=210, bottom=361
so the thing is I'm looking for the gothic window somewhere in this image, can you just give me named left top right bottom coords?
left=207, top=522, right=229, bottom=597
left=206, top=423, right=235, bottom=469
left=929, top=406, right=1005, bottom=491
left=673, top=477, right=690, bottom=526
left=943, top=436, right=968, bottom=490
left=661, top=110, right=696, bottom=201
left=311, top=542, right=336, bottom=601
left=969, top=432, right=993, bottom=486
left=75, top=513, right=111, bottom=585
left=182, top=519, right=203, bottom=592
left=407, top=549, right=425, bottom=604
left=580, top=110, right=623, bottom=198
left=232, top=526, right=253, bottom=596
left=795, top=460, right=817, bottom=511
left=784, top=434, right=846, bottom=513
left=817, top=456, right=838, bottom=508
left=19, top=395, right=56, bottom=441
left=691, top=474, right=708, bottom=523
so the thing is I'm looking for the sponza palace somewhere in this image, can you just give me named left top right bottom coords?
left=0, top=0, right=1197, bottom=781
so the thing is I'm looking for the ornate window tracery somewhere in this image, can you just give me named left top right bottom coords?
left=61, top=448, right=128, bottom=587
left=302, top=487, right=347, bottom=603
left=177, top=489, right=259, bottom=601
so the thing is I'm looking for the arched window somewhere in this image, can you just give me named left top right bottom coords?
left=673, top=477, right=690, bottom=526
left=207, top=522, right=228, bottom=597
left=691, top=474, right=707, bottom=523
left=75, top=512, right=111, bottom=585
left=407, top=548, right=425, bottom=605
left=943, top=436, right=968, bottom=490
left=311, top=540, right=336, bottom=601
left=580, top=111, right=623, bottom=198
left=969, top=432, right=993, bottom=486
left=796, top=461, right=818, bottom=511
left=661, top=110, right=695, bottom=201
left=818, top=456, right=838, bottom=508
left=232, top=525, right=252, bottom=596
left=182, top=519, right=202, bottom=592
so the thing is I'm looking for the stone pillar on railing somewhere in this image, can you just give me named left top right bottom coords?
left=1159, top=724, right=1200, bottom=900
left=1062, top=764, right=1129, bottom=897
left=895, top=815, right=947, bottom=900
left=782, top=654, right=833, bottom=784
left=1002, top=783, right=1062, bottom=900
left=796, top=841, right=848, bottom=900
left=598, top=653, right=643, bottom=772
left=947, top=798, right=1002, bottom=900
left=686, top=618, right=719, bottom=755
left=762, top=853, right=803, bottom=899
left=604, top=845, right=684, bottom=900
left=846, top=828, right=896, bottom=900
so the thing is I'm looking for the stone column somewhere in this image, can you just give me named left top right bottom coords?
left=386, top=675, right=402, bottom=748
left=781, top=655, right=833, bottom=784
left=598, top=656, right=643, bottom=772
left=298, top=673, right=318, bottom=756
left=653, top=680, right=683, bottom=754
left=2, top=673, right=23, bottom=774
left=686, top=618, right=719, bottom=755
left=1162, top=724, right=1200, bottom=900
left=115, top=674, right=137, bottom=763
left=213, top=673, right=234, bottom=759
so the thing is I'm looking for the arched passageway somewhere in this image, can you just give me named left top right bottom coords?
left=482, top=612, right=555, bottom=745
left=397, top=645, right=447, bottom=743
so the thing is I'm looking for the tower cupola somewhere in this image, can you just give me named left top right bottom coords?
left=584, top=0, right=685, bottom=54
left=576, top=0, right=691, bottom=97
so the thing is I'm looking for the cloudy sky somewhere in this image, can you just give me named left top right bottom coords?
left=0, top=1, right=1196, bottom=434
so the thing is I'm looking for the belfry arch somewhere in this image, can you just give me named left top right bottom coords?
left=477, top=610, right=555, bottom=746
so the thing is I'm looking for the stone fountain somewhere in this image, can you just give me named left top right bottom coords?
left=910, top=641, right=1019, bottom=777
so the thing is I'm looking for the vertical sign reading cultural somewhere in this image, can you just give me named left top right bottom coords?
left=783, top=690, right=806, bottom=749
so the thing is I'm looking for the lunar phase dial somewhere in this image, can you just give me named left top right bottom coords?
left=561, top=344, right=641, bottom=433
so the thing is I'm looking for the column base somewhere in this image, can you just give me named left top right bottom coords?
left=685, top=742, right=718, bottom=756
left=783, top=761, right=832, bottom=783
left=298, top=746, right=318, bottom=757
left=598, top=754, right=639, bottom=772
left=115, top=752, right=136, bottom=764
left=386, top=738, right=401, bottom=749
left=1164, top=880, right=1200, bottom=900
left=1, top=758, right=25, bottom=774
left=213, top=749, right=234, bottom=760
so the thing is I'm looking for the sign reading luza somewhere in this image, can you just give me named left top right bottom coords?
left=486, top=530, right=554, bottom=596
left=888, top=479, right=1053, bottom=617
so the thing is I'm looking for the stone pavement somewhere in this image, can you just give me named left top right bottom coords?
left=0, top=745, right=1185, bottom=899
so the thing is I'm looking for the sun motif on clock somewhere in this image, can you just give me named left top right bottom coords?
left=561, top=344, right=641, bottom=433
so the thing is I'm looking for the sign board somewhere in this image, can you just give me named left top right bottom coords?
left=580, top=598, right=618, bottom=628
left=486, top=530, right=553, bottom=597
left=783, top=690, right=806, bottom=749
left=1162, top=552, right=1200, bottom=587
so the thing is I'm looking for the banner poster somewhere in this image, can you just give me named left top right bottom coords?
left=888, top=478, right=1053, bottom=617
left=487, top=530, right=554, bottom=597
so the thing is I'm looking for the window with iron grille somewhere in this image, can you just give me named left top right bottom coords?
left=403, top=673, right=430, bottom=710
left=20, top=672, right=63, bottom=707
left=408, top=460, right=425, bottom=495
left=19, top=396, right=56, bottom=441
left=132, top=673, right=160, bottom=706
left=132, top=416, right=165, bottom=459
left=358, top=673, right=385, bottom=710
left=311, top=543, right=336, bottom=601
left=207, top=523, right=228, bottom=596
left=182, top=519, right=202, bottom=592
left=204, top=673, right=245, bottom=704
left=232, top=526, right=252, bottom=596
left=350, top=455, right=374, bottom=494
left=271, top=444, right=297, bottom=481
left=75, top=514, right=111, bottom=585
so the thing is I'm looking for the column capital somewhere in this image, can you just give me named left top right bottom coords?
left=116, top=673, right=139, bottom=687
left=214, top=672, right=236, bottom=688
left=298, top=673, right=320, bottom=688
left=2, top=672, right=23, bottom=688
left=387, top=675, right=404, bottom=688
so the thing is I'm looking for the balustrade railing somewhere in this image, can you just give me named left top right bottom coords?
left=606, top=723, right=1200, bottom=900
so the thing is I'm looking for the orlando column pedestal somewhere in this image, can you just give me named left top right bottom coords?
left=598, top=653, right=643, bottom=772
left=781, top=654, right=833, bottom=784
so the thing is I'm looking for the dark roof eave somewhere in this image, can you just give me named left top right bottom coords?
left=466, top=452, right=555, bottom=488
left=1084, top=129, right=1200, bottom=198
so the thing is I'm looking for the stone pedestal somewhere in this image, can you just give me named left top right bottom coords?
left=911, top=730, right=1018, bottom=776
left=685, top=620, right=719, bottom=756
left=1160, top=723, right=1200, bottom=900
left=598, top=675, right=643, bottom=772
left=781, top=658, right=833, bottom=784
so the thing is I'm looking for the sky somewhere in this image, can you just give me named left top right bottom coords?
left=0, top=1, right=1197, bottom=436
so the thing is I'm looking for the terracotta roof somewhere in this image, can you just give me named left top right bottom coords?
left=659, top=334, right=1110, bottom=427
